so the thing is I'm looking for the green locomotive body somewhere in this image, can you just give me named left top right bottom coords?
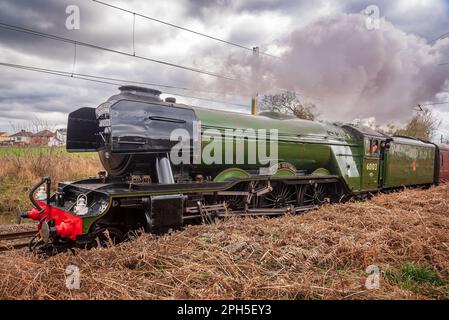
left=20, top=86, right=441, bottom=253
left=194, top=107, right=359, bottom=180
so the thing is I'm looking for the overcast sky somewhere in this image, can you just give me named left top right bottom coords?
left=1, top=0, right=449, bottom=140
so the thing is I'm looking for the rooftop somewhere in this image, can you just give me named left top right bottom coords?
left=10, top=130, right=34, bottom=137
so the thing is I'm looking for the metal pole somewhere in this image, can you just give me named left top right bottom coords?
left=251, top=94, right=258, bottom=115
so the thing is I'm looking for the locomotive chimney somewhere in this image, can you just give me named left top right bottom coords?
left=165, top=97, right=176, bottom=103
left=118, top=86, right=162, bottom=101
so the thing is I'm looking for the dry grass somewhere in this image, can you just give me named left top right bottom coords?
left=1, top=185, right=449, bottom=300
left=0, top=223, right=36, bottom=234
left=0, top=148, right=101, bottom=222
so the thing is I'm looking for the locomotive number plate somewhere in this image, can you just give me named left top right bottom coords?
left=99, top=119, right=111, bottom=127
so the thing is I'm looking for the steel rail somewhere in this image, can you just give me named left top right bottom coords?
left=0, top=230, right=36, bottom=241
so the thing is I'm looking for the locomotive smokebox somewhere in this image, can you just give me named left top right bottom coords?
left=66, top=86, right=196, bottom=178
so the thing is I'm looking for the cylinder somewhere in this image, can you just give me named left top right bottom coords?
left=156, top=157, right=175, bottom=184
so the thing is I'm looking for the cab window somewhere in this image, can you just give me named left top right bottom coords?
left=371, top=139, right=379, bottom=155
left=365, top=138, right=380, bottom=156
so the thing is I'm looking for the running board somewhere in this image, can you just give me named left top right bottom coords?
left=231, top=205, right=317, bottom=216
left=183, top=205, right=317, bottom=221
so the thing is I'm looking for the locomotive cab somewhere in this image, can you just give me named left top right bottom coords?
left=342, top=125, right=389, bottom=191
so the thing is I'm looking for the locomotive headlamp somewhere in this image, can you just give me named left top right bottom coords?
left=74, top=194, right=89, bottom=216
left=35, top=186, right=47, bottom=201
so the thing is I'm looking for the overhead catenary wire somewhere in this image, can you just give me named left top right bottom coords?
left=91, top=0, right=280, bottom=59
left=432, top=32, right=449, bottom=64
left=432, top=31, right=449, bottom=42
left=0, top=61, right=249, bottom=108
left=0, top=22, right=238, bottom=81
left=0, top=62, right=239, bottom=96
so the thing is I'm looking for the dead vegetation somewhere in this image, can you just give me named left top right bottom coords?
left=1, top=185, right=449, bottom=300
left=0, top=148, right=101, bottom=222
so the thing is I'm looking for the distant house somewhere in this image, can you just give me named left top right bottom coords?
left=48, top=129, right=67, bottom=147
left=0, top=132, right=9, bottom=142
left=33, top=130, right=55, bottom=145
left=10, top=130, right=34, bottom=146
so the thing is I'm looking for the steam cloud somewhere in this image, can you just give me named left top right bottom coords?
left=213, top=13, right=449, bottom=125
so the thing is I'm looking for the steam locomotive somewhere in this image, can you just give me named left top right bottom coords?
left=21, top=86, right=449, bottom=253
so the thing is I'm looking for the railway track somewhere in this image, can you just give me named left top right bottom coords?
left=0, top=230, right=36, bottom=252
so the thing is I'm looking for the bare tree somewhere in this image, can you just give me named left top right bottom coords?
left=260, top=91, right=318, bottom=121
left=393, top=109, right=440, bottom=141
left=9, top=117, right=55, bottom=135
left=30, top=117, right=53, bottom=133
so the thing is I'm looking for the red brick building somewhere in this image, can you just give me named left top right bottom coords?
left=32, top=130, right=55, bottom=145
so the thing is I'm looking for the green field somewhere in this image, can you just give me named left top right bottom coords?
left=0, top=146, right=95, bottom=157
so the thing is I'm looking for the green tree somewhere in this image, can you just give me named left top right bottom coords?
left=260, top=91, right=318, bottom=121
left=393, top=109, right=440, bottom=141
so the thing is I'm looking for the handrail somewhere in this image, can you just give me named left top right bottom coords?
left=29, top=177, right=51, bottom=214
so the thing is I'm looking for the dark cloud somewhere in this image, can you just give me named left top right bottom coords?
left=0, top=0, right=178, bottom=63
left=1, top=0, right=449, bottom=137
left=185, top=0, right=232, bottom=18
left=186, top=0, right=303, bottom=17
left=234, top=0, right=309, bottom=14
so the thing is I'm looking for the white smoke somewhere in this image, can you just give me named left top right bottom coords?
left=212, top=13, right=449, bottom=125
